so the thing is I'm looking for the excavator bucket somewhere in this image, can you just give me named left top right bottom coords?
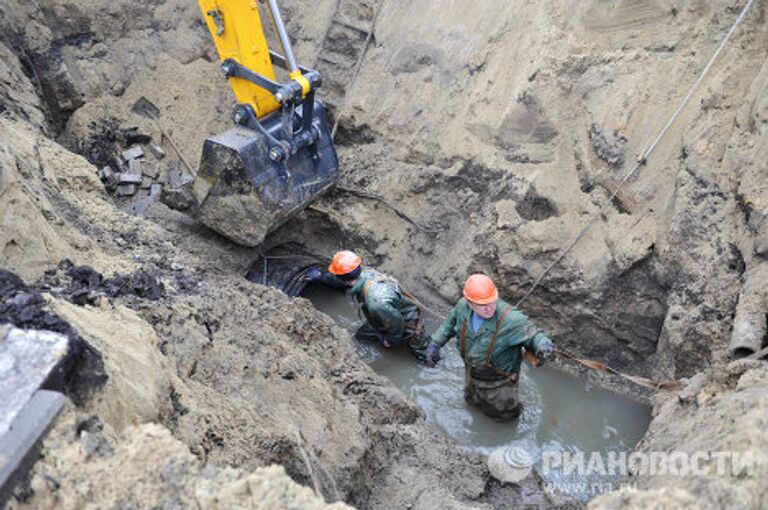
left=193, top=99, right=337, bottom=246
left=193, top=0, right=339, bottom=246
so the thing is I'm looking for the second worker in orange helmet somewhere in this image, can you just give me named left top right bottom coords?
left=306, top=250, right=431, bottom=359
left=425, top=273, right=556, bottom=421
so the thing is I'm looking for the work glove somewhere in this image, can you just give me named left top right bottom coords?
left=536, top=342, right=556, bottom=362
left=304, top=266, right=322, bottom=282
left=425, top=342, right=441, bottom=367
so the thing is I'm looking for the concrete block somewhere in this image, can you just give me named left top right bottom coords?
left=167, top=168, right=184, bottom=189
left=142, top=162, right=160, bottom=179
left=122, top=145, right=144, bottom=161
left=99, top=166, right=119, bottom=188
left=99, top=165, right=114, bottom=180
left=140, top=177, right=153, bottom=189
left=118, top=172, right=142, bottom=184
left=115, top=184, right=137, bottom=196
left=149, top=183, right=163, bottom=197
left=128, top=158, right=143, bottom=176
left=130, top=188, right=162, bottom=217
left=148, top=143, right=166, bottom=160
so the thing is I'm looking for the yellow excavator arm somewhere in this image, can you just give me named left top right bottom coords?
left=191, top=0, right=339, bottom=248
left=199, top=0, right=310, bottom=117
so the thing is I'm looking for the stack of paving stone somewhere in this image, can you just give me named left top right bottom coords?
left=97, top=138, right=192, bottom=216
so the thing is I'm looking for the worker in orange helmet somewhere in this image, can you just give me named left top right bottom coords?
left=425, top=274, right=555, bottom=420
left=305, top=250, right=430, bottom=358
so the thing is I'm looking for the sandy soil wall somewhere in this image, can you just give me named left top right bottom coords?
left=1, top=0, right=766, bottom=508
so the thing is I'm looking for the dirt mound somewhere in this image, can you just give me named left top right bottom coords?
left=590, top=360, right=768, bottom=509
left=11, top=408, right=351, bottom=510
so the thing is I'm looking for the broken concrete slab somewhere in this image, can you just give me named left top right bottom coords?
left=0, top=323, right=71, bottom=506
left=0, top=326, right=69, bottom=436
left=140, top=177, right=152, bottom=189
left=121, top=145, right=144, bottom=161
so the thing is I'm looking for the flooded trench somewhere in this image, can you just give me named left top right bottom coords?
left=302, top=284, right=651, bottom=500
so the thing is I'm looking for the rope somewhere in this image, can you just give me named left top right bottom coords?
left=331, top=1, right=383, bottom=139
left=506, top=1, right=756, bottom=390
left=555, top=349, right=683, bottom=391
left=513, top=0, right=755, bottom=309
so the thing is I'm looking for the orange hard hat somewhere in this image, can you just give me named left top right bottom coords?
left=463, top=274, right=498, bottom=304
left=328, top=250, right=362, bottom=276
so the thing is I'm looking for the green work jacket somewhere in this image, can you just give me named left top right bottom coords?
left=431, top=298, right=551, bottom=375
left=344, top=269, right=421, bottom=341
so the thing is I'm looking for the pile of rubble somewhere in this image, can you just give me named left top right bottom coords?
left=96, top=137, right=193, bottom=216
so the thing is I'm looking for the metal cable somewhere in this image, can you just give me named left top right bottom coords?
left=514, top=0, right=756, bottom=309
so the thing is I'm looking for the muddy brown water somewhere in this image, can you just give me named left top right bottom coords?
left=302, top=284, right=651, bottom=500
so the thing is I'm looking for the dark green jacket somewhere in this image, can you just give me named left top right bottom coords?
left=345, top=269, right=421, bottom=342
left=431, top=298, right=551, bottom=375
